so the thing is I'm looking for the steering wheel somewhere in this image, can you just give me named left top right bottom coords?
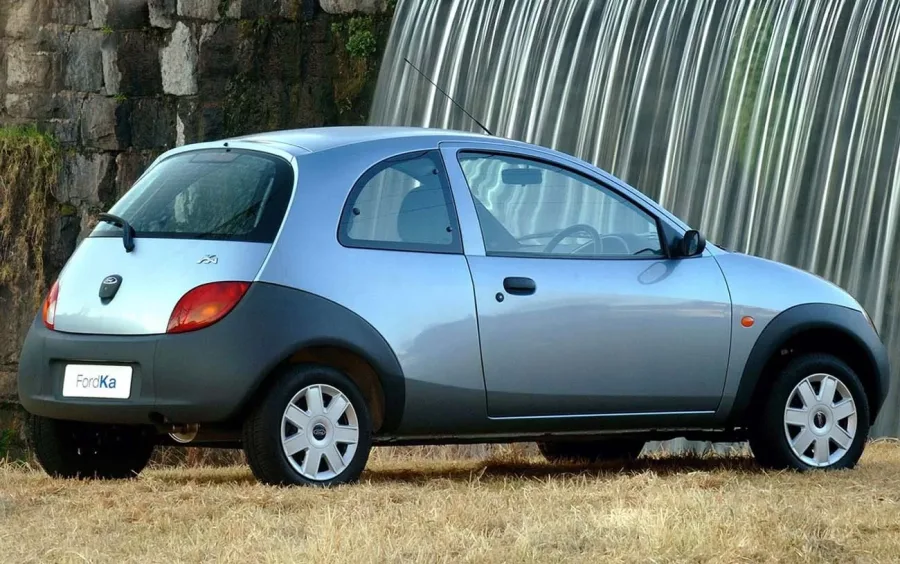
left=543, top=224, right=603, bottom=254
left=599, top=234, right=630, bottom=254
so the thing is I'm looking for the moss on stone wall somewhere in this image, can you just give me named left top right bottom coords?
left=0, top=403, right=26, bottom=461
left=330, top=12, right=393, bottom=124
left=0, top=2, right=398, bottom=457
left=0, top=126, right=60, bottom=403
left=0, top=126, right=60, bottom=310
left=218, top=7, right=394, bottom=138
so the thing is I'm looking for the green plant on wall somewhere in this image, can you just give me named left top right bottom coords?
left=343, top=16, right=378, bottom=59
left=331, top=14, right=392, bottom=121
left=0, top=407, right=26, bottom=461
left=239, top=16, right=271, bottom=39
left=218, top=0, right=232, bottom=19
left=0, top=126, right=60, bottom=310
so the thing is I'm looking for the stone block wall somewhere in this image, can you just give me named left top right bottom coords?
left=0, top=0, right=394, bottom=399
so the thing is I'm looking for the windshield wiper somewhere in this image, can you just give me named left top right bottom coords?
left=98, top=213, right=136, bottom=253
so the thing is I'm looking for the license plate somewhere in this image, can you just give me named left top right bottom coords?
left=62, top=365, right=133, bottom=399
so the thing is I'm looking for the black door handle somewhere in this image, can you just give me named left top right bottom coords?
left=503, top=277, right=536, bottom=296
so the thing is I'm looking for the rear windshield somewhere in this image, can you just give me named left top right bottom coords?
left=91, top=148, right=294, bottom=243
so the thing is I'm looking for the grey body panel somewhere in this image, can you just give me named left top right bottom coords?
left=256, top=140, right=487, bottom=436
left=710, top=251, right=866, bottom=419
left=466, top=254, right=732, bottom=417
left=18, top=283, right=408, bottom=430
left=436, top=140, right=732, bottom=418
left=53, top=238, right=272, bottom=335
left=723, top=302, right=889, bottom=425
left=17, top=126, right=891, bottom=444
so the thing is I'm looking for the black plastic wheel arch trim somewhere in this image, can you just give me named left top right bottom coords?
left=727, top=302, right=890, bottom=426
left=232, top=282, right=407, bottom=434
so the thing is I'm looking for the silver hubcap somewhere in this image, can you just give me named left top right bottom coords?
left=784, top=373, right=857, bottom=467
left=281, top=384, right=359, bottom=481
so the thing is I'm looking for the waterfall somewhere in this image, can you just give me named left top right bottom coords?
left=370, top=0, right=900, bottom=437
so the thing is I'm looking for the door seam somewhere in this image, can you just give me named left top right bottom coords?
left=463, top=255, right=492, bottom=417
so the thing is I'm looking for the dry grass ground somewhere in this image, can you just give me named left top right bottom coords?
left=2, top=441, right=900, bottom=563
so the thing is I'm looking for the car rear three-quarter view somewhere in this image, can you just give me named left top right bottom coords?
left=17, top=126, right=891, bottom=487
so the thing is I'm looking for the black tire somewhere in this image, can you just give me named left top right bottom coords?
left=748, top=353, right=870, bottom=471
left=243, top=364, right=373, bottom=487
left=537, top=437, right=645, bottom=464
left=25, top=415, right=155, bottom=479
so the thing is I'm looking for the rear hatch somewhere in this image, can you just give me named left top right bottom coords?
left=52, top=147, right=295, bottom=335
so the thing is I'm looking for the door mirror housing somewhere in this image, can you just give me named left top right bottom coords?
left=678, top=230, right=706, bottom=257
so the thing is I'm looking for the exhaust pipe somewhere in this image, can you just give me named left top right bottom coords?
left=169, top=423, right=200, bottom=444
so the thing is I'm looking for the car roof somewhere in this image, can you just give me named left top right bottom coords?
left=155, top=125, right=693, bottom=234
left=229, top=126, right=522, bottom=155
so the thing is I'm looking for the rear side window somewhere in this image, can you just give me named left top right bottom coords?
left=338, top=150, right=462, bottom=254
left=91, top=149, right=294, bottom=243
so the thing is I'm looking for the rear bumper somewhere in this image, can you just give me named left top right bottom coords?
left=16, top=282, right=407, bottom=432
left=16, top=314, right=261, bottom=425
left=15, top=279, right=306, bottom=426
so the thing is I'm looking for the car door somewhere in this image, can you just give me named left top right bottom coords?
left=440, top=142, right=732, bottom=419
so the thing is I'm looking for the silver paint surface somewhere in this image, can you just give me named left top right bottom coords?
left=466, top=254, right=732, bottom=417
left=370, top=0, right=899, bottom=437
left=53, top=238, right=272, bottom=335
left=712, top=250, right=865, bottom=418
left=51, top=126, right=872, bottom=436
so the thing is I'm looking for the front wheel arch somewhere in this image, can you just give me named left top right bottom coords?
left=747, top=352, right=870, bottom=470
left=729, top=303, right=888, bottom=427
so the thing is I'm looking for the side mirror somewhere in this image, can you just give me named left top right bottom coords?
left=678, top=230, right=706, bottom=257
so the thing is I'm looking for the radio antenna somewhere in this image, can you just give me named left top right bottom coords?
left=403, top=57, right=493, bottom=136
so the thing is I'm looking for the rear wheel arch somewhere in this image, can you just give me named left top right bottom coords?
left=229, top=284, right=406, bottom=433
left=282, top=345, right=387, bottom=431
left=240, top=336, right=404, bottom=434
left=730, top=303, right=887, bottom=426
left=242, top=363, right=374, bottom=486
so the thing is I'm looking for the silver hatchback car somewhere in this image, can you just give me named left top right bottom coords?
left=18, top=126, right=890, bottom=486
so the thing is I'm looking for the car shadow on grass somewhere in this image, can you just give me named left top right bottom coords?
left=145, top=454, right=763, bottom=487
left=359, top=455, right=762, bottom=485
left=146, top=467, right=261, bottom=486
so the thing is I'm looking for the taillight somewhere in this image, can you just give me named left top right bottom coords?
left=42, top=280, right=59, bottom=330
left=166, top=281, right=250, bottom=334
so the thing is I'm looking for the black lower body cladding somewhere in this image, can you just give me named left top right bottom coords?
left=729, top=302, right=891, bottom=425
left=16, top=283, right=405, bottom=431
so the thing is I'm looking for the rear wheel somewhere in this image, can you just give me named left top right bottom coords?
left=748, top=353, right=869, bottom=470
left=537, top=438, right=645, bottom=464
left=243, top=364, right=373, bottom=487
left=25, top=415, right=155, bottom=479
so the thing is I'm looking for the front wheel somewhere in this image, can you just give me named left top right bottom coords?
left=25, top=415, right=155, bottom=479
left=748, top=353, right=870, bottom=470
left=537, top=437, right=645, bottom=464
left=243, top=364, right=373, bottom=487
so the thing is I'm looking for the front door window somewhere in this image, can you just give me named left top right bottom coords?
left=457, top=152, right=664, bottom=258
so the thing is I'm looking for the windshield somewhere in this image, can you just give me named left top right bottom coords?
left=91, top=149, right=294, bottom=243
